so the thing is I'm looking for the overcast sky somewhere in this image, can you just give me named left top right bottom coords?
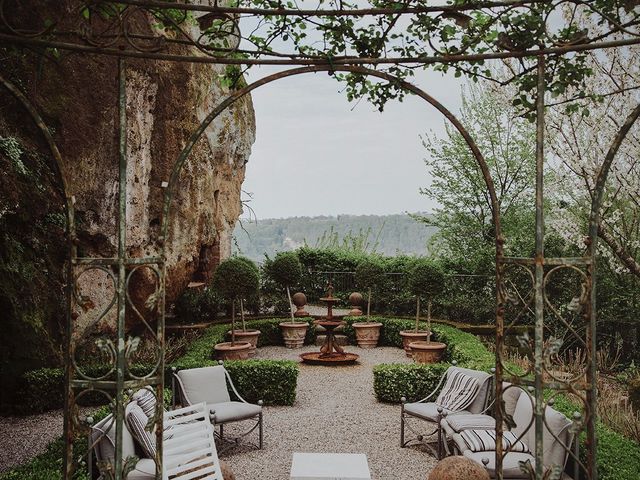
left=241, top=66, right=465, bottom=219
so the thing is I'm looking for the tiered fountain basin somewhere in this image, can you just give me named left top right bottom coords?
left=299, top=294, right=359, bottom=365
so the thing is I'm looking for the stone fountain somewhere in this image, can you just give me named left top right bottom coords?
left=299, top=283, right=359, bottom=365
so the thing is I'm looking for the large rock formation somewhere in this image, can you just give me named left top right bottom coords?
left=0, top=1, right=255, bottom=401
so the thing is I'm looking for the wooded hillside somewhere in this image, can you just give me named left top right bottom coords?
left=232, top=213, right=437, bottom=261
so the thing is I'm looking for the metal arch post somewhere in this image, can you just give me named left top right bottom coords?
left=114, top=56, right=128, bottom=480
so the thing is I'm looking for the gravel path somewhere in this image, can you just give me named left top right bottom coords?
left=0, top=408, right=66, bottom=473
left=224, top=345, right=439, bottom=480
left=0, top=345, right=439, bottom=478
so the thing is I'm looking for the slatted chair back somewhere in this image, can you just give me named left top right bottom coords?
left=163, top=402, right=223, bottom=480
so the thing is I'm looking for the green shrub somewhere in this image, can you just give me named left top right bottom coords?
left=355, top=258, right=385, bottom=317
left=15, top=318, right=309, bottom=413
left=211, top=256, right=260, bottom=301
left=173, top=287, right=220, bottom=324
left=265, top=251, right=303, bottom=288
left=551, top=393, right=640, bottom=480
left=373, top=362, right=449, bottom=403
left=224, top=360, right=299, bottom=406
left=171, top=319, right=306, bottom=405
left=360, top=318, right=495, bottom=402
left=0, top=437, right=88, bottom=480
left=14, top=364, right=157, bottom=414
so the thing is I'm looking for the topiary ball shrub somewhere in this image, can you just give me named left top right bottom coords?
left=407, top=259, right=446, bottom=300
left=211, top=256, right=260, bottom=301
left=355, top=258, right=385, bottom=292
left=266, top=251, right=303, bottom=289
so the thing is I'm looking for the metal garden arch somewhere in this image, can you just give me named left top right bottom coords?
left=2, top=2, right=640, bottom=479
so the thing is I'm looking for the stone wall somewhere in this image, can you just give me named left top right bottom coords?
left=0, top=1, right=255, bottom=396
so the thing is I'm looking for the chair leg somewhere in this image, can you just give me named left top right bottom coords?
left=400, top=412, right=405, bottom=448
left=258, top=413, right=263, bottom=449
left=220, top=423, right=224, bottom=444
left=437, top=423, right=442, bottom=460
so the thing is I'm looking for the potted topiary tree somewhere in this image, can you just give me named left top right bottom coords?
left=211, top=256, right=260, bottom=360
left=352, top=258, right=384, bottom=348
left=268, top=251, right=309, bottom=348
left=400, top=259, right=447, bottom=362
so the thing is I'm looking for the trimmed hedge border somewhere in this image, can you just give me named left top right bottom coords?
left=349, top=318, right=495, bottom=403
left=13, top=318, right=314, bottom=414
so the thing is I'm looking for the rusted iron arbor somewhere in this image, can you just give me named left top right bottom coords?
left=1, top=1, right=640, bottom=479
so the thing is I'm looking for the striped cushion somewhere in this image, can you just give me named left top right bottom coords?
left=126, top=402, right=156, bottom=458
left=132, top=388, right=157, bottom=419
left=460, top=429, right=530, bottom=453
left=436, top=370, right=480, bottom=411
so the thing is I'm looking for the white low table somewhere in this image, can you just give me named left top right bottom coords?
left=290, top=452, right=371, bottom=480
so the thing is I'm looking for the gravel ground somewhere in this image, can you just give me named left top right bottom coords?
left=223, top=345, right=439, bottom=480
left=0, top=345, right=439, bottom=478
left=0, top=408, right=66, bottom=473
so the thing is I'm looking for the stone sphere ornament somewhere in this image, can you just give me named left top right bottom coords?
left=348, top=292, right=364, bottom=316
left=292, top=291, right=310, bottom=317
left=428, top=456, right=490, bottom=480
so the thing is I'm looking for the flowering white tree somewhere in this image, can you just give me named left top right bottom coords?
left=547, top=30, right=640, bottom=277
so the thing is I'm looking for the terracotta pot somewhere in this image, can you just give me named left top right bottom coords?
left=279, top=322, right=308, bottom=349
left=353, top=322, right=383, bottom=349
left=399, top=330, right=431, bottom=357
left=229, top=329, right=261, bottom=356
left=214, top=341, right=252, bottom=360
left=408, top=341, right=447, bottom=364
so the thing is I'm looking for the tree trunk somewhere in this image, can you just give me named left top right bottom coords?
left=240, top=298, right=246, bottom=332
left=286, top=286, right=294, bottom=322
left=415, top=296, right=420, bottom=333
left=367, top=287, right=371, bottom=320
left=598, top=223, right=640, bottom=278
left=231, top=300, right=236, bottom=345
left=427, top=299, right=432, bottom=344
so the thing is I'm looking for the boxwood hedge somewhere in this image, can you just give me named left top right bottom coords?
left=351, top=317, right=495, bottom=403
left=13, top=318, right=315, bottom=414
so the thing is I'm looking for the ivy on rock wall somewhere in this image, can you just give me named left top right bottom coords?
left=0, top=134, right=66, bottom=412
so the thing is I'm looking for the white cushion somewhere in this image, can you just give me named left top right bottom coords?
left=209, top=401, right=262, bottom=424
left=404, top=402, right=471, bottom=421
left=91, top=414, right=136, bottom=464
left=501, top=384, right=523, bottom=420
left=127, top=458, right=156, bottom=479
left=509, top=391, right=573, bottom=471
left=512, top=390, right=534, bottom=447
left=445, top=414, right=496, bottom=433
left=176, top=366, right=230, bottom=405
